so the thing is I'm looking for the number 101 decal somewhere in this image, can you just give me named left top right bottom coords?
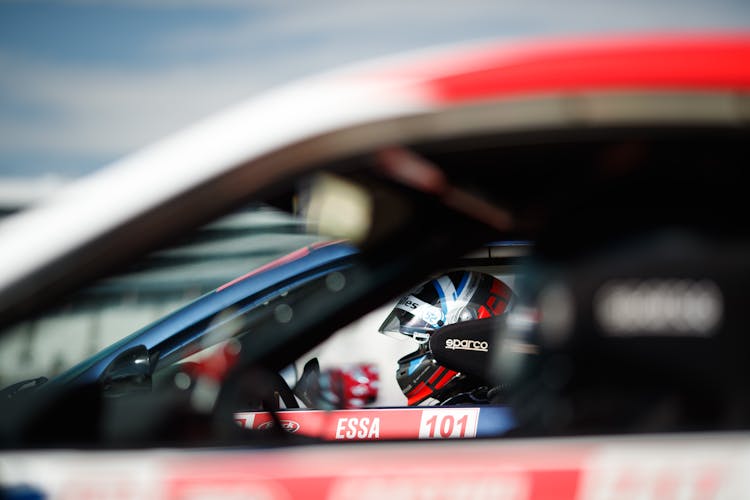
left=418, top=408, right=479, bottom=439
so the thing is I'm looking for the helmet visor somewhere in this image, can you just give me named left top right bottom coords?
left=378, top=294, right=445, bottom=343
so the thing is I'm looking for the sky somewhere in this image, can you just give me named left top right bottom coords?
left=1, top=0, right=749, bottom=180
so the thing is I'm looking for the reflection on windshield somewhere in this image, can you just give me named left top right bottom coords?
left=0, top=204, right=322, bottom=390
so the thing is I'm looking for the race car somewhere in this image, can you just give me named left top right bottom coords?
left=0, top=236, right=524, bottom=441
left=1, top=32, right=749, bottom=499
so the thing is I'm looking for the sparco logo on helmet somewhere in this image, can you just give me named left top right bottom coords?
left=445, top=339, right=489, bottom=352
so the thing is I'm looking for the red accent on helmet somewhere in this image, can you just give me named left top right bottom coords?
left=488, top=279, right=513, bottom=315
left=490, top=279, right=512, bottom=299
left=487, top=296, right=497, bottom=309
left=427, top=366, right=445, bottom=385
left=477, top=305, right=492, bottom=319
left=406, top=382, right=434, bottom=406
left=433, top=369, right=459, bottom=390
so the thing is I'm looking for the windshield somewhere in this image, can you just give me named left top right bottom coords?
left=0, top=173, right=526, bottom=425
left=0, top=204, right=324, bottom=389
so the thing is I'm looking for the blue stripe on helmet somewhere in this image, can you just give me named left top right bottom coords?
left=455, top=271, right=470, bottom=299
left=432, top=279, right=448, bottom=317
left=408, top=355, right=425, bottom=375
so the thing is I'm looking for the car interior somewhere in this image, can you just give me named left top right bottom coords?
left=1, top=107, right=748, bottom=450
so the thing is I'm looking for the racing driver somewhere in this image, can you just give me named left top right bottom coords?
left=379, top=270, right=515, bottom=406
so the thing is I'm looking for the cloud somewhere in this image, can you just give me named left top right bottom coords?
left=1, top=0, right=749, bottom=175
left=157, top=0, right=750, bottom=55
left=0, top=60, right=261, bottom=157
left=7, top=0, right=264, bottom=8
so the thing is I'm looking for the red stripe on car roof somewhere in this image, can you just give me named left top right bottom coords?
left=422, top=34, right=750, bottom=103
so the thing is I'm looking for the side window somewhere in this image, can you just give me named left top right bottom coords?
left=0, top=204, right=322, bottom=389
left=150, top=267, right=352, bottom=393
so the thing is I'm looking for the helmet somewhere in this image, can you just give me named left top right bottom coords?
left=379, top=271, right=515, bottom=405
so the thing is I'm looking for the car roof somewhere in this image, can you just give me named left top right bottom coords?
left=0, top=32, right=748, bottom=329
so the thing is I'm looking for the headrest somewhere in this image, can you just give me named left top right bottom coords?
left=493, top=230, right=750, bottom=433
left=430, top=317, right=504, bottom=382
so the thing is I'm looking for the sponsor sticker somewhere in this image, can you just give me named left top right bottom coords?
left=419, top=408, right=479, bottom=439
left=257, top=420, right=301, bottom=433
left=445, top=338, right=489, bottom=352
left=235, top=407, right=484, bottom=440
left=396, top=295, right=445, bottom=327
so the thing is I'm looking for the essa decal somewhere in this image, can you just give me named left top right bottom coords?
left=335, top=417, right=381, bottom=439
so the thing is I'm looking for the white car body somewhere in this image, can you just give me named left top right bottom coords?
left=1, top=32, right=750, bottom=499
